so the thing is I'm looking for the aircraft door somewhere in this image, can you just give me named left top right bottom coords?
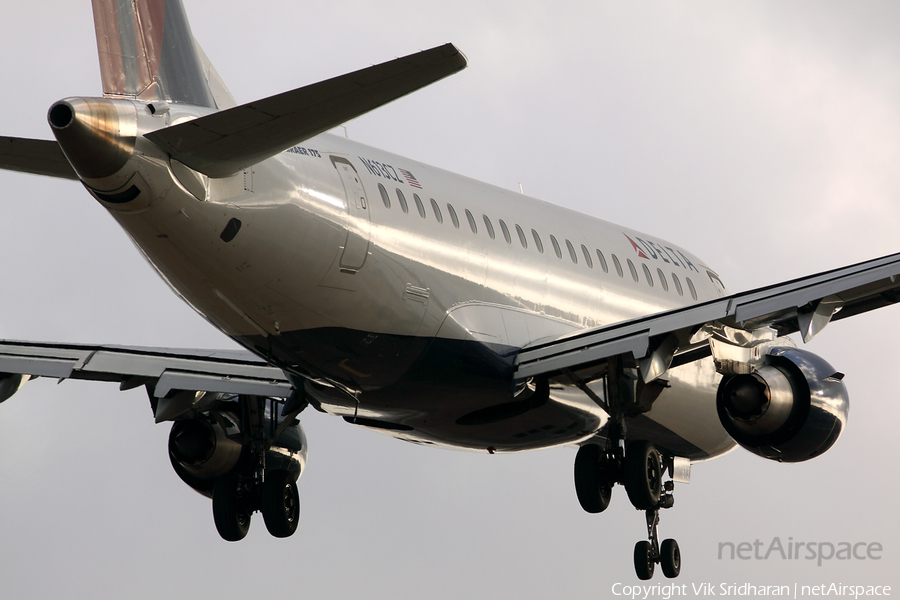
left=330, top=156, right=371, bottom=272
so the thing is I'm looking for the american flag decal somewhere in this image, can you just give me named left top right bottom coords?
left=399, top=168, right=423, bottom=189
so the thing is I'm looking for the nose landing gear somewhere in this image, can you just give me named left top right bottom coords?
left=574, top=438, right=682, bottom=580
left=633, top=499, right=681, bottom=580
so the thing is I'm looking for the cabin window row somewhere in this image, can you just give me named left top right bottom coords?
left=377, top=184, right=698, bottom=300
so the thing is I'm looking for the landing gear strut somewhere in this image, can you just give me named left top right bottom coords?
left=212, top=472, right=252, bottom=541
left=568, top=359, right=683, bottom=579
left=210, top=394, right=305, bottom=542
left=633, top=501, right=680, bottom=580
left=575, top=438, right=681, bottom=579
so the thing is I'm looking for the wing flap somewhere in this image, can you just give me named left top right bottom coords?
left=0, top=341, right=291, bottom=398
left=144, top=43, right=468, bottom=177
left=516, top=252, right=900, bottom=380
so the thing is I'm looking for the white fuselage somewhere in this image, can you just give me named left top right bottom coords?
left=96, top=105, right=735, bottom=460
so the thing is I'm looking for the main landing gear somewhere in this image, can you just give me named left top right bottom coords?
left=213, top=469, right=300, bottom=541
left=210, top=394, right=305, bottom=542
left=574, top=438, right=681, bottom=580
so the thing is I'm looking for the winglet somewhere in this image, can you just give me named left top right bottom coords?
left=144, top=43, right=468, bottom=177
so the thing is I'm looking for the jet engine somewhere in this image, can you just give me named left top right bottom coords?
left=0, top=373, right=28, bottom=403
left=716, top=347, right=848, bottom=462
left=168, top=403, right=307, bottom=497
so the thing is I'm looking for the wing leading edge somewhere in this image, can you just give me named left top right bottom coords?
left=515, top=251, right=900, bottom=381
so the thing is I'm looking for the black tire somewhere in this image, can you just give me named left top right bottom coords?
left=574, top=444, right=612, bottom=513
left=623, top=441, right=662, bottom=510
left=634, top=540, right=655, bottom=580
left=660, top=538, right=681, bottom=578
left=261, top=470, right=300, bottom=538
left=213, top=473, right=251, bottom=542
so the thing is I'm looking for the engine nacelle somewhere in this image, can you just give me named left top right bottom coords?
left=0, top=373, right=28, bottom=403
left=716, top=347, right=848, bottom=463
left=168, top=404, right=307, bottom=497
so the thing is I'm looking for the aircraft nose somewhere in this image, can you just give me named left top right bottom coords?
left=48, top=97, right=136, bottom=181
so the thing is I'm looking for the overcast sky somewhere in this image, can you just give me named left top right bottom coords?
left=1, top=1, right=899, bottom=597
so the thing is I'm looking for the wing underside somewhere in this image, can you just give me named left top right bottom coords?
left=516, top=251, right=900, bottom=381
left=0, top=340, right=291, bottom=401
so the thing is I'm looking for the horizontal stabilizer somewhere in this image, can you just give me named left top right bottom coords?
left=144, top=43, right=468, bottom=177
left=0, top=136, right=78, bottom=180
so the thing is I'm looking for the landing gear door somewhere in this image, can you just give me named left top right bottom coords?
left=330, top=156, right=371, bottom=272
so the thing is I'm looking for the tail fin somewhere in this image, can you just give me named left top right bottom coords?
left=92, top=0, right=219, bottom=108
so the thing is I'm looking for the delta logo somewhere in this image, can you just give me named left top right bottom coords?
left=623, top=233, right=699, bottom=273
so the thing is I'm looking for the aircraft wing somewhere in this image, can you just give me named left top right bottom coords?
left=515, top=251, right=900, bottom=381
left=0, top=340, right=291, bottom=406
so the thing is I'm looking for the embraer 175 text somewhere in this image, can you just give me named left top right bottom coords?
left=1, top=0, right=897, bottom=581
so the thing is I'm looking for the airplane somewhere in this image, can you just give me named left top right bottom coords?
left=1, top=0, right=898, bottom=582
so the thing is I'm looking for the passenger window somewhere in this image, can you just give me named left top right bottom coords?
left=596, top=250, right=609, bottom=274
left=581, top=244, right=593, bottom=268
left=687, top=277, right=698, bottom=301
left=430, top=198, right=443, bottom=223
left=565, top=239, right=578, bottom=264
left=482, top=215, right=495, bottom=239
left=447, top=203, right=459, bottom=228
left=642, top=264, right=653, bottom=287
left=465, top=209, right=478, bottom=233
left=657, top=268, right=669, bottom=292
left=612, top=254, right=623, bottom=277
left=516, top=225, right=528, bottom=248
left=627, top=258, right=639, bottom=282
left=532, top=229, right=544, bottom=253
left=395, top=189, right=408, bottom=214
left=413, top=194, right=426, bottom=219
left=499, top=220, right=512, bottom=244
left=550, top=235, right=562, bottom=259
left=672, top=273, right=683, bottom=296
left=378, top=183, right=391, bottom=208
